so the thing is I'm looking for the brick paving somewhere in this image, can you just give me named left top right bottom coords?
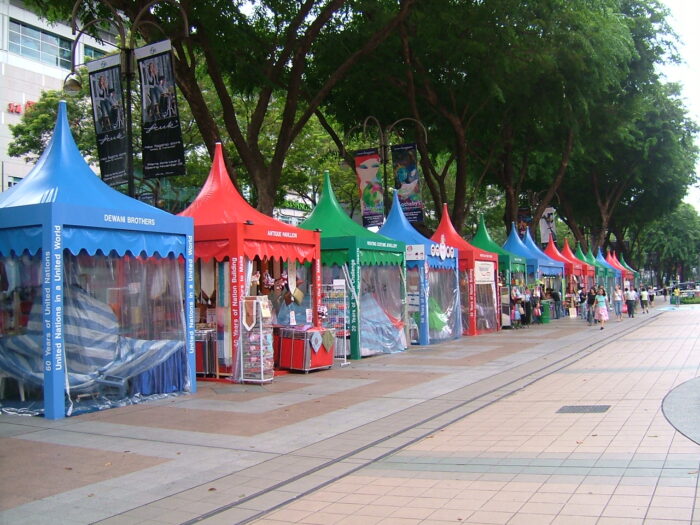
left=1, top=303, right=697, bottom=524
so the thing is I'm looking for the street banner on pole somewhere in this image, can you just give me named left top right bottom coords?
left=87, top=54, right=128, bottom=186
left=354, top=148, right=384, bottom=227
left=539, top=206, right=557, bottom=244
left=391, top=143, right=423, bottom=223
left=135, top=40, right=186, bottom=179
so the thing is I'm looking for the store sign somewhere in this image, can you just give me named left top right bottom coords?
left=475, top=261, right=495, bottom=283
left=430, top=235, right=455, bottom=260
left=406, top=244, right=425, bottom=261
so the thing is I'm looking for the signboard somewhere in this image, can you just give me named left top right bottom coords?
left=474, top=261, right=495, bottom=284
left=406, top=244, right=425, bottom=261
left=391, top=143, right=424, bottom=223
left=354, top=148, right=384, bottom=227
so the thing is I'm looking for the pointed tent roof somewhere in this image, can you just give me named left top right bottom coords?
left=544, top=237, right=582, bottom=276
left=581, top=246, right=611, bottom=277
left=618, top=252, right=638, bottom=275
left=299, top=172, right=403, bottom=266
left=522, top=228, right=564, bottom=276
left=606, top=250, right=630, bottom=278
left=471, top=215, right=526, bottom=271
left=379, top=195, right=456, bottom=269
left=596, top=248, right=621, bottom=276
left=0, top=101, right=190, bottom=258
left=179, top=143, right=318, bottom=262
left=431, top=205, right=498, bottom=267
left=503, top=223, right=539, bottom=270
left=562, top=239, right=594, bottom=277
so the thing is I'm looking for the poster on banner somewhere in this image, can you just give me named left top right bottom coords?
left=539, top=207, right=557, bottom=244
left=354, top=149, right=384, bottom=227
left=135, top=40, right=186, bottom=179
left=517, top=207, right=532, bottom=236
left=87, top=54, right=128, bottom=186
left=391, top=143, right=423, bottom=223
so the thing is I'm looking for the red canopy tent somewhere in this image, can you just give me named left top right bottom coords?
left=561, top=239, right=595, bottom=289
left=432, top=204, right=500, bottom=335
left=179, top=144, right=321, bottom=381
left=607, top=250, right=634, bottom=285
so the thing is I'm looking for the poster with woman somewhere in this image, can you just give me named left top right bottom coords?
left=391, top=143, right=423, bottom=223
left=354, top=148, right=384, bottom=227
left=87, top=54, right=127, bottom=186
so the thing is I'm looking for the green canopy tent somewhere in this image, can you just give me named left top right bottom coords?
left=618, top=253, right=639, bottom=288
left=300, top=173, right=407, bottom=360
left=471, top=216, right=527, bottom=328
left=578, top=245, right=613, bottom=292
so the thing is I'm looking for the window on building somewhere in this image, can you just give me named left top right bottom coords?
left=8, top=19, right=72, bottom=69
left=84, top=45, right=106, bottom=61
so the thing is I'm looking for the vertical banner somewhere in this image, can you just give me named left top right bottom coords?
left=517, top=207, right=531, bottom=236
left=391, top=143, right=423, bottom=223
left=539, top=207, right=557, bottom=245
left=354, top=149, right=384, bottom=227
left=135, top=40, right=186, bottom=179
left=87, top=54, right=128, bottom=186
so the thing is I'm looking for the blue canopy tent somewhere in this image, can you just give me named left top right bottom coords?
left=596, top=248, right=621, bottom=293
left=502, top=224, right=539, bottom=285
left=378, top=193, right=461, bottom=345
left=0, top=102, right=195, bottom=419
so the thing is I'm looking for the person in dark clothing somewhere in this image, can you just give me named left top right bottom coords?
left=550, top=288, right=562, bottom=319
left=586, top=287, right=597, bottom=326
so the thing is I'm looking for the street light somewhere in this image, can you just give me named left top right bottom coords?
left=362, top=116, right=428, bottom=215
left=63, top=0, right=188, bottom=198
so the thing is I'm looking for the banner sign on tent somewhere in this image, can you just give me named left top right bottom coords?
left=539, top=207, right=557, bottom=245
left=475, top=261, right=495, bottom=284
left=87, top=54, right=128, bottom=186
left=354, top=149, right=384, bottom=227
left=135, top=40, right=186, bottom=179
left=391, top=143, right=423, bottom=223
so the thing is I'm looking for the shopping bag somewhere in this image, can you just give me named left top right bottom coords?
left=622, top=302, right=627, bottom=313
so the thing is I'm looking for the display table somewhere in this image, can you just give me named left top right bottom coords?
left=279, top=327, right=334, bottom=372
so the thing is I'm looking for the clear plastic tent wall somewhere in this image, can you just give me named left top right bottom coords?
left=427, top=267, right=460, bottom=341
left=0, top=251, right=188, bottom=416
left=323, top=263, right=406, bottom=356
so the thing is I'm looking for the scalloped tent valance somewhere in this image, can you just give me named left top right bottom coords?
left=178, top=143, right=319, bottom=263
left=0, top=101, right=191, bottom=258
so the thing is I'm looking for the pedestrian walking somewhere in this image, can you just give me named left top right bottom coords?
left=586, top=287, right=597, bottom=325
left=612, top=284, right=623, bottom=321
left=624, top=287, right=636, bottom=318
left=640, top=287, right=649, bottom=313
left=594, top=287, right=609, bottom=330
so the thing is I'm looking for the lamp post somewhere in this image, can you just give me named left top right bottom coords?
left=362, top=116, right=428, bottom=215
left=63, top=0, right=187, bottom=198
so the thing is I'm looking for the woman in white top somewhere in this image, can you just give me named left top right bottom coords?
left=612, top=285, right=623, bottom=321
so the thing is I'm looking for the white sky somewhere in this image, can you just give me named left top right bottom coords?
left=660, top=0, right=700, bottom=212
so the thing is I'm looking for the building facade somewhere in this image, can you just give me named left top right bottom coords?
left=0, top=0, right=111, bottom=191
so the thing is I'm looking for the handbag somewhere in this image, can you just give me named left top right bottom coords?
left=533, top=307, right=541, bottom=316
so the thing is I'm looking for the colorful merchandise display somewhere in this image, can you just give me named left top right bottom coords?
left=179, top=144, right=324, bottom=381
left=0, top=102, right=194, bottom=419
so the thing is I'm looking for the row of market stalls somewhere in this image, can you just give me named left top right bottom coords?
left=0, top=103, right=639, bottom=419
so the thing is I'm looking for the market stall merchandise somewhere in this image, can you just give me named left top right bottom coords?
left=562, top=239, right=595, bottom=290
left=0, top=102, right=194, bottom=420
left=521, top=229, right=565, bottom=297
left=379, top=196, right=461, bottom=345
left=544, top=237, right=584, bottom=314
left=432, top=206, right=499, bottom=335
left=471, top=216, right=527, bottom=328
left=179, top=144, right=325, bottom=381
left=300, top=173, right=407, bottom=359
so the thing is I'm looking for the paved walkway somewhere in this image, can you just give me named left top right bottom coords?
left=1, top=303, right=698, bottom=524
